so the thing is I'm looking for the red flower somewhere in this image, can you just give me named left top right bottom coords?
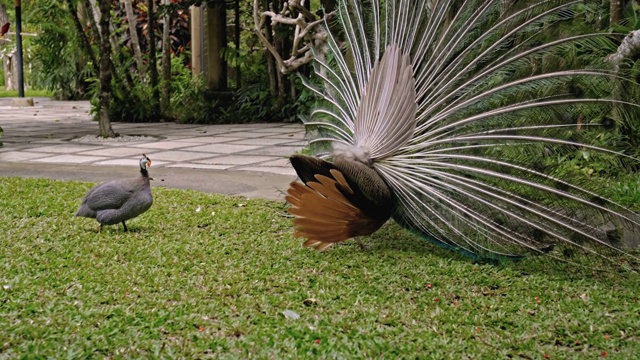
left=198, top=326, right=204, bottom=331
left=427, top=283, right=432, bottom=289
left=315, top=339, right=321, bottom=344
left=0, top=22, right=9, bottom=37
left=433, top=297, right=440, bottom=302
left=602, top=351, right=607, bottom=357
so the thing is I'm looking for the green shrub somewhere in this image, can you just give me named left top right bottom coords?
left=170, top=62, right=218, bottom=124
left=30, top=2, right=92, bottom=100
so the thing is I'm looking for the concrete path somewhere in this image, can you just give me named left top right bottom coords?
left=0, top=98, right=306, bottom=200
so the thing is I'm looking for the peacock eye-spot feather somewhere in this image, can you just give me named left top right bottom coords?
left=606, top=229, right=622, bottom=243
left=568, top=84, right=584, bottom=98
left=600, top=117, right=616, bottom=130
left=283, top=0, right=640, bottom=267
left=590, top=196, right=607, bottom=207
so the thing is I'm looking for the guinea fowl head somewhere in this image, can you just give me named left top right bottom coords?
left=139, top=154, right=151, bottom=176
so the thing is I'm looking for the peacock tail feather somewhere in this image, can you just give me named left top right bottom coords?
left=288, top=0, right=640, bottom=264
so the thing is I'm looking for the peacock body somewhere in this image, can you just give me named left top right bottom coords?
left=285, top=0, right=640, bottom=264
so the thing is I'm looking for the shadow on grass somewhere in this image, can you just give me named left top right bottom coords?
left=356, top=221, right=640, bottom=283
left=77, top=223, right=147, bottom=234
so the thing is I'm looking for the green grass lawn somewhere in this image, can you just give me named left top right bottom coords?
left=0, top=87, right=53, bottom=98
left=1, top=177, right=639, bottom=358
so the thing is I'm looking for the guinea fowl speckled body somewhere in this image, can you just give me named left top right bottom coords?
left=76, top=155, right=153, bottom=231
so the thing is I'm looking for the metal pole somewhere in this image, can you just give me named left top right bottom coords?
left=15, top=0, right=24, bottom=97
left=234, top=0, right=240, bottom=88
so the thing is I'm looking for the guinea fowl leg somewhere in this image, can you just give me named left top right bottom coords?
left=98, top=224, right=102, bottom=233
left=122, top=221, right=128, bottom=232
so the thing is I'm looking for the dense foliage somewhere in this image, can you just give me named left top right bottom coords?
left=0, top=0, right=638, bottom=127
left=0, top=0, right=314, bottom=123
left=0, top=0, right=310, bottom=123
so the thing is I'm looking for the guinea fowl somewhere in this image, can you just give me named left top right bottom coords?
left=284, top=0, right=640, bottom=265
left=76, top=154, right=153, bottom=232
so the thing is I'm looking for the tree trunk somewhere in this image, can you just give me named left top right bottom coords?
left=190, top=5, right=203, bottom=75
left=2, top=49, right=17, bottom=91
left=610, top=0, right=624, bottom=25
left=86, top=0, right=132, bottom=92
left=205, top=1, right=227, bottom=90
left=123, top=0, right=145, bottom=75
left=0, top=4, right=15, bottom=90
left=0, top=4, right=7, bottom=30
left=264, top=0, right=278, bottom=96
left=264, top=26, right=277, bottom=96
left=147, top=0, right=160, bottom=117
left=98, top=0, right=115, bottom=138
left=65, top=0, right=99, bottom=75
left=160, top=0, right=171, bottom=113
left=272, top=0, right=290, bottom=100
left=81, top=0, right=101, bottom=42
left=88, top=0, right=119, bottom=48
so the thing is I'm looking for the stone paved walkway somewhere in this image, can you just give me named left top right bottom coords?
left=0, top=98, right=306, bottom=200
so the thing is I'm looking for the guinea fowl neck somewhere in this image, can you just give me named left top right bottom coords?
left=140, top=168, right=149, bottom=178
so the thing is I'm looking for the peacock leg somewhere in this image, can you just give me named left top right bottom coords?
left=355, top=237, right=370, bottom=251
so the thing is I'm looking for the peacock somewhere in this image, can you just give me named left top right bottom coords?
left=284, top=0, right=640, bottom=265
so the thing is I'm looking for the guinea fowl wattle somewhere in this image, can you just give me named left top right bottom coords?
left=76, top=154, right=153, bottom=232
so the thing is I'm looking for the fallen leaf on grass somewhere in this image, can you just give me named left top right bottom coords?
left=283, top=310, right=300, bottom=320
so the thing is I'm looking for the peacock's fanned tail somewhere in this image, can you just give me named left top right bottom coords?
left=290, top=0, right=640, bottom=263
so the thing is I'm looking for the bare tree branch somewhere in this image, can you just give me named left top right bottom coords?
left=607, top=30, right=640, bottom=70
left=253, top=0, right=331, bottom=74
left=122, top=0, right=146, bottom=75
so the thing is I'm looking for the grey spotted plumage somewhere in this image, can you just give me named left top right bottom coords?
left=76, top=155, right=153, bottom=232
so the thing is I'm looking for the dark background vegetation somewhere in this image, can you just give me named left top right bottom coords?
left=0, top=1, right=636, bottom=123
left=0, top=1, right=638, bottom=145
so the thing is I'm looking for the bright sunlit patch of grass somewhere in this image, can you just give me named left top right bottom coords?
left=0, top=88, right=54, bottom=98
left=1, top=177, right=638, bottom=358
